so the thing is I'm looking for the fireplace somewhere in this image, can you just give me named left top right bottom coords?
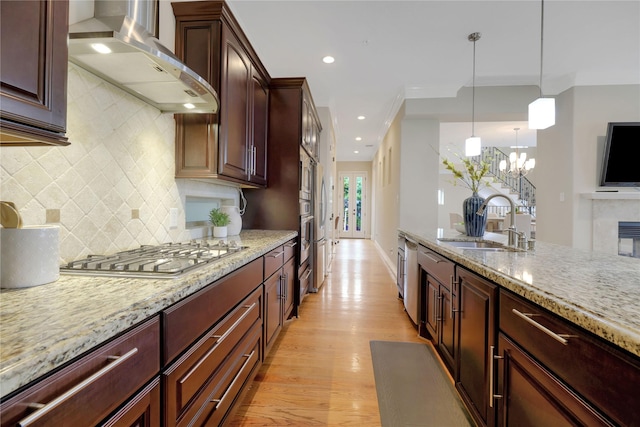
left=618, top=222, right=640, bottom=258
left=588, top=193, right=640, bottom=257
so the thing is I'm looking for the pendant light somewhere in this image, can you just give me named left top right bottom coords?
left=529, top=0, right=555, bottom=129
left=465, top=32, right=482, bottom=157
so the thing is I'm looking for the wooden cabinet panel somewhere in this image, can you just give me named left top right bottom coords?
left=162, top=258, right=262, bottom=365
left=102, top=377, right=161, bottom=427
left=500, top=290, right=640, bottom=426
left=496, top=334, right=612, bottom=427
left=283, top=256, right=296, bottom=320
left=456, top=267, right=497, bottom=427
left=250, top=73, right=268, bottom=185
left=172, top=1, right=269, bottom=187
left=219, top=27, right=250, bottom=181
left=264, top=270, right=283, bottom=352
left=0, top=0, right=69, bottom=145
left=264, top=245, right=284, bottom=280
left=418, top=246, right=455, bottom=286
left=0, top=317, right=160, bottom=426
left=438, top=283, right=456, bottom=371
left=163, top=286, right=262, bottom=426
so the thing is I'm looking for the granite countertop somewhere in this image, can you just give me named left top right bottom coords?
left=0, top=230, right=297, bottom=398
left=400, top=229, right=640, bottom=359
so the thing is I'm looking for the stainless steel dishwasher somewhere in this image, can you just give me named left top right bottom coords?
left=404, top=238, right=419, bottom=325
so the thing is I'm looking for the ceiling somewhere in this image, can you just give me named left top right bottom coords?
left=225, top=0, right=639, bottom=162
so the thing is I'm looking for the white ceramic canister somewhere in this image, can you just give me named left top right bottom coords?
left=220, top=206, right=242, bottom=235
left=1, top=225, right=60, bottom=288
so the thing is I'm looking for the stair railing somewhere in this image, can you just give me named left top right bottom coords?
left=470, top=146, right=536, bottom=215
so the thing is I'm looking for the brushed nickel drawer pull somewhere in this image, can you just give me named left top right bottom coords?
left=285, top=242, right=297, bottom=248
left=267, top=251, right=284, bottom=258
left=421, top=252, right=442, bottom=264
left=181, top=303, right=257, bottom=383
left=211, top=350, right=256, bottom=410
left=302, top=268, right=312, bottom=281
left=512, top=308, right=571, bottom=345
left=489, top=345, right=503, bottom=408
left=18, top=348, right=139, bottom=427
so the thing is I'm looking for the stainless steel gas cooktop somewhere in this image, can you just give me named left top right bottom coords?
left=60, top=240, right=247, bottom=278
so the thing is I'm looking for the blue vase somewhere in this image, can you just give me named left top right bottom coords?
left=463, top=192, right=487, bottom=237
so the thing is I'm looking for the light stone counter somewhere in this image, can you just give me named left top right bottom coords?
left=400, top=229, right=640, bottom=359
left=0, top=230, right=297, bottom=398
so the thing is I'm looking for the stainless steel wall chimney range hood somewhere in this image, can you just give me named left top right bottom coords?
left=68, top=0, right=218, bottom=114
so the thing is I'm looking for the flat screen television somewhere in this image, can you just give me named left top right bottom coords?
left=599, top=122, right=640, bottom=187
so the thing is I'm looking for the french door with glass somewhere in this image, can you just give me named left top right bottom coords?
left=339, top=172, right=367, bottom=238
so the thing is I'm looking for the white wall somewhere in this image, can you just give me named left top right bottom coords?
left=536, top=84, right=640, bottom=249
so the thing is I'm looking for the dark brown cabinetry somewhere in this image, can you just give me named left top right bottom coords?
left=243, top=78, right=321, bottom=315
left=496, top=289, right=640, bottom=427
left=455, top=267, right=497, bottom=427
left=418, top=246, right=456, bottom=372
left=172, top=1, right=268, bottom=187
left=0, top=0, right=69, bottom=146
left=0, top=317, right=160, bottom=426
left=102, top=377, right=161, bottom=427
left=162, top=258, right=263, bottom=427
left=263, top=240, right=297, bottom=355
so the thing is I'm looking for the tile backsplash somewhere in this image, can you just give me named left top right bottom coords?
left=0, top=64, right=238, bottom=263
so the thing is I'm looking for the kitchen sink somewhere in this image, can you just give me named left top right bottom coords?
left=437, top=238, right=520, bottom=252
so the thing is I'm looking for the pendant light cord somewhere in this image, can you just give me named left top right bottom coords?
left=468, top=32, right=481, bottom=137
left=539, top=0, right=545, bottom=97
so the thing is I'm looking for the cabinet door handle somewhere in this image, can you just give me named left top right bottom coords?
left=267, top=251, right=284, bottom=258
left=211, top=350, right=256, bottom=410
left=489, top=345, right=503, bottom=408
left=302, top=268, right=313, bottom=281
left=511, top=308, right=573, bottom=345
left=436, top=293, right=443, bottom=322
left=182, top=303, right=257, bottom=384
left=421, top=252, right=443, bottom=264
left=18, top=348, right=139, bottom=427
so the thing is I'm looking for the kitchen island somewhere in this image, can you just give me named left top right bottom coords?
left=402, top=229, right=640, bottom=357
left=402, top=228, right=640, bottom=427
left=0, top=229, right=296, bottom=399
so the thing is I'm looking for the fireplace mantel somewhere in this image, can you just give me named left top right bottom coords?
left=581, top=191, right=640, bottom=200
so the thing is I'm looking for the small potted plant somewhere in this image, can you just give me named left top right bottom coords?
left=209, top=208, right=231, bottom=238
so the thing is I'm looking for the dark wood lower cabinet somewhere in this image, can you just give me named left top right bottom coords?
left=456, top=267, right=497, bottom=427
left=102, top=377, right=161, bottom=427
left=496, top=334, right=612, bottom=427
left=0, top=317, right=160, bottom=427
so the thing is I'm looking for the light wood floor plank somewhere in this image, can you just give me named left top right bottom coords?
left=228, top=239, right=426, bottom=426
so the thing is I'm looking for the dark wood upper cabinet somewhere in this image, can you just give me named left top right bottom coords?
left=0, top=0, right=69, bottom=146
left=172, top=1, right=269, bottom=187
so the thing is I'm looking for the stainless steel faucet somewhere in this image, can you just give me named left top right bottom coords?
left=476, top=194, right=525, bottom=248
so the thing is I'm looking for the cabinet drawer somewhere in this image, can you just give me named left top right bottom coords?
left=283, top=239, right=297, bottom=263
left=179, top=322, right=262, bottom=427
left=500, top=290, right=640, bottom=426
left=0, top=317, right=160, bottom=427
left=418, top=246, right=455, bottom=288
left=264, top=245, right=285, bottom=279
left=163, top=258, right=262, bottom=364
left=163, top=286, right=262, bottom=425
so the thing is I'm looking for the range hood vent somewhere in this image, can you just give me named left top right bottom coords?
left=68, top=0, right=218, bottom=114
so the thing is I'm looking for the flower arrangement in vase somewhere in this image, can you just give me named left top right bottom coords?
left=442, top=156, right=492, bottom=237
left=209, top=208, right=231, bottom=238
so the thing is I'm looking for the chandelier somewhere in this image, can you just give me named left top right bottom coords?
left=499, top=128, right=535, bottom=177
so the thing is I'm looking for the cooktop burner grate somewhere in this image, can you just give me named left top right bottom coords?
left=60, top=240, right=247, bottom=278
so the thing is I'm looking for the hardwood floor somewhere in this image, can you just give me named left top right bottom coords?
left=229, top=239, right=426, bottom=426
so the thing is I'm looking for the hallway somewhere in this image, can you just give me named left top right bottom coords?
left=229, top=239, right=426, bottom=426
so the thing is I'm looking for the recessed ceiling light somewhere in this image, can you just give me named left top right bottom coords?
left=355, top=137, right=362, bottom=141
left=357, top=115, right=366, bottom=120
left=322, top=56, right=335, bottom=64
left=354, top=150, right=359, bottom=154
